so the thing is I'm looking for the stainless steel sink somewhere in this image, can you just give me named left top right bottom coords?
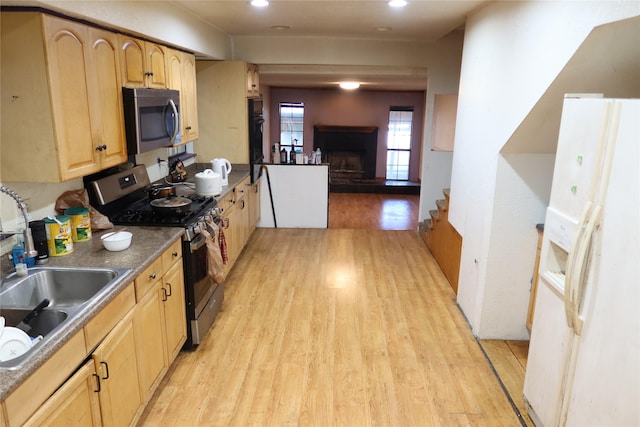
left=0, top=267, right=120, bottom=307
left=0, top=266, right=131, bottom=370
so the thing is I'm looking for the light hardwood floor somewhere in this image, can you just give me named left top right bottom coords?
left=139, top=228, right=524, bottom=426
left=328, top=193, right=420, bottom=230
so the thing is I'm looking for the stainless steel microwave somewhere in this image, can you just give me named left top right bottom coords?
left=122, top=87, right=181, bottom=154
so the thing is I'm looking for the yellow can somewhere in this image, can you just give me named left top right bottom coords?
left=64, top=207, right=92, bottom=242
left=44, top=215, right=74, bottom=256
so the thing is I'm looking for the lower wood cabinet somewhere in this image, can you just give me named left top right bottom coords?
left=6, top=238, right=186, bottom=427
left=134, top=279, right=168, bottom=402
left=22, top=361, right=101, bottom=427
left=163, top=261, right=187, bottom=362
left=91, top=309, right=142, bottom=426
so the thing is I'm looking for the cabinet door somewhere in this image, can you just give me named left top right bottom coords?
left=182, top=53, right=199, bottom=142
left=42, top=16, right=97, bottom=181
left=23, top=361, right=101, bottom=427
left=163, top=261, right=187, bottom=362
left=134, top=280, right=168, bottom=402
left=146, top=42, right=167, bottom=88
left=92, top=311, right=142, bottom=427
left=86, top=27, right=127, bottom=168
left=249, top=178, right=261, bottom=233
left=118, top=35, right=146, bottom=88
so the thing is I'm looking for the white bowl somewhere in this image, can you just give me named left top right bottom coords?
left=102, top=231, right=133, bottom=251
left=0, top=326, right=33, bottom=362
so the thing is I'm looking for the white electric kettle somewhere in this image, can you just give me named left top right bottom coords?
left=211, top=158, right=232, bottom=186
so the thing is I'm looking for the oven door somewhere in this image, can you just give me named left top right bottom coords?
left=183, top=233, right=223, bottom=348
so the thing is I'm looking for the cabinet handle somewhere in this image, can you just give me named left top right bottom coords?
left=172, top=251, right=178, bottom=258
left=93, top=373, right=101, bottom=393
left=165, top=282, right=172, bottom=297
left=186, top=126, right=192, bottom=130
left=225, top=218, right=231, bottom=229
left=162, top=287, right=168, bottom=301
left=95, top=144, right=107, bottom=152
left=100, top=361, right=109, bottom=380
left=241, top=200, right=246, bottom=209
left=149, top=273, right=157, bottom=280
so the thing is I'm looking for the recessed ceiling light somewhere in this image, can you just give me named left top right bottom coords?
left=270, top=25, right=291, bottom=31
left=339, top=82, right=360, bottom=90
left=251, top=0, right=269, bottom=7
left=376, top=26, right=392, bottom=32
left=388, top=0, right=407, bottom=7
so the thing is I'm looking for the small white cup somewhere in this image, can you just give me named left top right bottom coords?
left=15, top=263, right=28, bottom=277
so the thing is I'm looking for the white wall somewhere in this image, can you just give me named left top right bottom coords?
left=452, top=1, right=640, bottom=338
left=33, top=0, right=232, bottom=58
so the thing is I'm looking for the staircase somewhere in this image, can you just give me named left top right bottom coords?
left=418, top=188, right=462, bottom=293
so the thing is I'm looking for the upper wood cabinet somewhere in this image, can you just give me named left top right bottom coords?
left=0, top=12, right=127, bottom=182
left=119, top=35, right=167, bottom=88
left=196, top=61, right=259, bottom=163
left=167, top=49, right=199, bottom=144
left=246, top=63, right=260, bottom=98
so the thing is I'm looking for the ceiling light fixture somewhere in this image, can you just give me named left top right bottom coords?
left=270, top=25, right=291, bottom=31
left=339, top=81, right=360, bottom=90
left=251, top=0, right=269, bottom=7
left=388, top=0, right=407, bottom=7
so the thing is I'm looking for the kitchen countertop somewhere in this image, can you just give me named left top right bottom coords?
left=0, top=165, right=251, bottom=400
left=0, top=225, right=183, bottom=400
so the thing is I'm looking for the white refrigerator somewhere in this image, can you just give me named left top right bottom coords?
left=523, top=96, right=639, bottom=427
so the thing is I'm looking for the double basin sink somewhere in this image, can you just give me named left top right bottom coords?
left=0, top=266, right=130, bottom=370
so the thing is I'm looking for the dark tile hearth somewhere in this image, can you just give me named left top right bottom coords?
left=330, top=178, right=420, bottom=194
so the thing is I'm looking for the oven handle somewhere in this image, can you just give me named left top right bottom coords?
left=189, top=233, right=207, bottom=253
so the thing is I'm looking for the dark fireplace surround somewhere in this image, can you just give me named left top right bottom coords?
left=313, top=125, right=378, bottom=180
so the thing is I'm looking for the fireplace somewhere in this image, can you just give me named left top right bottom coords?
left=313, top=126, right=378, bottom=180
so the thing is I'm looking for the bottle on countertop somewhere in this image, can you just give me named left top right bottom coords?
left=273, top=143, right=280, bottom=164
left=315, top=148, right=322, bottom=164
left=289, top=147, right=296, bottom=164
left=280, top=147, right=287, bottom=164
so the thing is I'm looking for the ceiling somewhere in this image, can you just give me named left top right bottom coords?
left=173, top=0, right=489, bottom=90
left=173, top=0, right=486, bottom=42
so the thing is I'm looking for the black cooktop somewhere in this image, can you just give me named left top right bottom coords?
left=106, top=192, right=216, bottom=228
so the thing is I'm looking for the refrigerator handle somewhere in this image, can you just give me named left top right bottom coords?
left=564, top=201, right=592, bottom=331
left=571, top=204, right=601, bottom=336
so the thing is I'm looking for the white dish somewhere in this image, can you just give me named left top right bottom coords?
left=102, top=231, right=133, bottom=251
left=0, top=326, right=33, bottom=362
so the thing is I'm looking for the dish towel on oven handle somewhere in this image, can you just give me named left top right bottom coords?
left=201, top=222, right=225, bottom=285
left=205, top=216, right=228, bottom=264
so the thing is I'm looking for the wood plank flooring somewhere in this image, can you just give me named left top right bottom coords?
left=328, top=193, right=419, bottom=230
left=138, top=229, right=524, bottom=426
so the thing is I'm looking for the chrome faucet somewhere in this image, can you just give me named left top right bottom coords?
left=1, top=185, right=38, bottom=258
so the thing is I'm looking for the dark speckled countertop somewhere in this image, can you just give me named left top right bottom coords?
left=0, top=165, right=251, bottom=401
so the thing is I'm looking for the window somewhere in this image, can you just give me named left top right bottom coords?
left=386, top=107, right=413, bottom=180
left=279, top=102, right=304, bottom=151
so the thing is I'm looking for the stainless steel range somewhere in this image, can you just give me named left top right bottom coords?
left=85, top=164, right=223, bottom=349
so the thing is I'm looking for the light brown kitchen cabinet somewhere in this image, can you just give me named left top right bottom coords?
left=163, top=261, right=187, bottom=361
left=91, top=309, right=142, bottom=427
left=134, top=279, right=168, bottom=402
left=0, top=12, right=127, bottom=182
left=119, top=35, right=167, bottom=88
left=134, top=239, right=184, bottom=401
left=167, top=49, right=199, bottom=144
left=195, top=61, right=259, bottom=163
left=22, top=361, right=102, bottom=427
left=246, top=63, right=260, bottom=98
left=527, top=228, right=544, bottom=332
left=248, top=176, right=262, bottom=234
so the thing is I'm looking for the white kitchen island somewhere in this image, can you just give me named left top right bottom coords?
left=257, top=163, right=329, bottom=228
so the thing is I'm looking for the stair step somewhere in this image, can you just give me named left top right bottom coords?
left=429, top=209, right=440, bottom=221
left=443, top=188, right=450, bottom=199
left=424, top=218, right=433, bottom=229
left=436, top=199, right=447, bottom=212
